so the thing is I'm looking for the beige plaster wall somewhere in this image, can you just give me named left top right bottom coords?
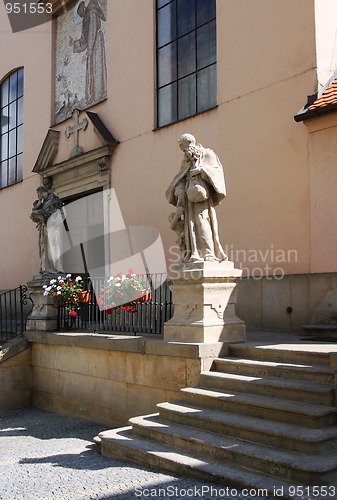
left=26, top=332, right=224, bottom=426
left=0, top=16, right=53, bottom=287
left=303, top=115, right=337, bottom=274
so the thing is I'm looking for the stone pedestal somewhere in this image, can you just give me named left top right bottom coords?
left=25, top=276, right=58, bottom=331
left=164, top=261, right=246, bottom=343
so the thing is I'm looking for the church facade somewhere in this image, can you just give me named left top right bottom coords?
left=1, top=0, right=337, bottom=332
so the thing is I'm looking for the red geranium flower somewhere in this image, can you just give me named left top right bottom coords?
left=69, top=310, right=77, bottom=317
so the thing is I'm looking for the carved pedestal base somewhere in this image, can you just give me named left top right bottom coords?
left=164, top=261, right=246, bottom=343
left=25, top=276, right=58, bottom=331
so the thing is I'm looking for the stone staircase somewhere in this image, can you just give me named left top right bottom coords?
left=98, top=343, right=337, bottom=497
left=303, top=313, right=337, bottom=338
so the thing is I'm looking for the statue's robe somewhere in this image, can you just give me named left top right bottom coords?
left=166, top=147, right=227, bottom=262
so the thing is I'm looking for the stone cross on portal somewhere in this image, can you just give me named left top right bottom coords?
left=65, top=109, right=88, bottom=158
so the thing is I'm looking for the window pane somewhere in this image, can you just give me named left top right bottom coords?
left=16, top=153, right=22, bottom=182
left=1, top=107, right=9, bottom=134
left=17, top=124, right=23, bottom=154
left=158, top=43, right=177, bottom=87
left=177, top=0, right=195, bottom=36
left=9, top=128, right=16, bottom=157
left=178, top=74, right=196, bottom=120
left=157, top=0, right=171, bottom=8
left=9, top=101, right=17, bottom=130
left=197, top=64, right=217, bottom=112
left=196, top=0, right=215, bottom=26
left=8, top=157, right=16, bottom=185
left=0, top=160, right=7, bottom=188
left=1, top=79, right=9, bottom=107
left=178, top=32, right=196, bottom=78
left=9, top=71, right=17, bottom=103
left=17, top=68, right=24, bottom=98
left=158, top=2, right=176, bottom=47
left=1, top=133, right=8, bottom=160
left=197, top=20, right=216, bottom=69
left=0, top=69, right=23, bottom=187
left=17, top=96, right=23, bottom=125
left=158, top=83, right=177, bottom=127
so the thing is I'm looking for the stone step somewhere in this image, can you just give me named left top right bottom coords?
left=228, top=343, right=331, bottom=366
left=303, top=325, right=337, bottom=338
left=199, top=371, right=335, bottom=405
left=157, top=401, right=337, bottom=454
left=180, top=386, right=337, bottom=428
left=130, top=413, right=337, bottom=484
left=213, top=357, right=334, bottom=384
left=99, top=425, right=303, bottom=499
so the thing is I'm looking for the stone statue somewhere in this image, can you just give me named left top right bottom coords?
left=166, top=133, right=228, bottom=263
left=30, top=178, right=64, bottom=275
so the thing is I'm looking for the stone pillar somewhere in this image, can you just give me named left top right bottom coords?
left=25, top=276, right=58, bottom=331
left=164, top=261, right=246, bottom=343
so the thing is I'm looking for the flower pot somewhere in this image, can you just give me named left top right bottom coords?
left=132, top=289, right=152, bottom=303
left=77, top=290, right=91, bottom=303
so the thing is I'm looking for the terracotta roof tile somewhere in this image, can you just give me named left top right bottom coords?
left=308, top=78, right=337, bottom=110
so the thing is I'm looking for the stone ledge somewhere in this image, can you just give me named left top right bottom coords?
left=24, top=331, right=227, bottom=359
left=0, top=337, right=31, bottom=364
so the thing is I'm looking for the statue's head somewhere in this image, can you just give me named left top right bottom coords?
left=37, top=185, right=49, bottom=200
left=178, top=133, right=196, bottom=153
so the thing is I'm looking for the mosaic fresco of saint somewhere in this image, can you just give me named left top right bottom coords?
left=54, top=0, right=107, bottom=124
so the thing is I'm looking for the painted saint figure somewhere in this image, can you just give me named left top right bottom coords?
left=30, top=179, right=64, bottom=275
left=166, top=134, right=228, bottom=263
left=70, top=0, right=107, bottom=105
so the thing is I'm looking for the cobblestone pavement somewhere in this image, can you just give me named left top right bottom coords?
left=0, top=408, right=275, bottom=500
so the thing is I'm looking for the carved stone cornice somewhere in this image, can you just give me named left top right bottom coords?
left=32, top=130, right=60, bottom=173
left=41, top=144, right=116, bottom=199
left=32, top=112, right=118, bottom=199
left=43, top=144, right=116, bottom=177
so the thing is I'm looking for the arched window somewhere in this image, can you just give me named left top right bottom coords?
left=0, top=68, right=24, bottom=188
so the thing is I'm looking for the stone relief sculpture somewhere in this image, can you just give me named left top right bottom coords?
left=30, top=178, right=64, bottom=275
left=166, top=133, right=228, bottom=263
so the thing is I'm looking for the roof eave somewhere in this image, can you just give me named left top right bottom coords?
left=294, top=103, right=337, bottom=122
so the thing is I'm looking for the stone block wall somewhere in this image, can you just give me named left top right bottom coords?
left=0, top=338, right=32, bottom=411
left=25, top=332, right=225, bottom=427
left=236, top=272, right=337, bottom=331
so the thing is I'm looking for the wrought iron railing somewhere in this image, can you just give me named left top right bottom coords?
left=58, top=274, right=173, bottom=335
left=0, top=285, right=33, bottom=343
